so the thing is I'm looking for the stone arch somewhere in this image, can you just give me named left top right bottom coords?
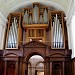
left=35, top=62, right=44, bottom=69
left=36, top=61, right=44, bottom=67
left=22, top=41, right=47, bottom=62
left=24, top=51, right=45, bottom=62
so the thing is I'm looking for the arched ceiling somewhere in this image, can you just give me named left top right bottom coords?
left=0, top=0, right=73, bottom=20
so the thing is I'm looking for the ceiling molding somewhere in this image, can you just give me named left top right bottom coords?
left=7, top=1, right=65, bottom=16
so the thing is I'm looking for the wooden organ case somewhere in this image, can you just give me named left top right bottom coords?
left=2, top=3, right=71, bottom=75
left=5, top=3, right=67, bottom=49
left=22, top=3, right=48, bottom=42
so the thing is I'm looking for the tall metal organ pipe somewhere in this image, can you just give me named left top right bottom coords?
left=8, top=28, right=12, bottom=48
left=7, top=17, right=18, bottom=48
left=29, top=15, right=32, bottom=24
left=23, top=10, right=28, bottom=24
left=43, top=9, right=48, bottom=24
left=33, top=5, right=39, bottom=23
left=52, top=14, right=63, bottom=48
left=40, top=15, right=43, bottom=24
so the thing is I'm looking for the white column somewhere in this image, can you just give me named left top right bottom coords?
left=67, top=13, right=75, bottom=58
left=67, top=22, right=72, bottom=50
left=0, top=18, right=7, bottom=49
left=32, top=67, right=35, bottom=75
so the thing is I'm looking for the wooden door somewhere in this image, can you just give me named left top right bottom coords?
left=7, top=63, right=15, bottom=75
left=52, top=62, right=62, bottom=75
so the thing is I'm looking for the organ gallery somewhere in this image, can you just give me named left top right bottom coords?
left=0, top=3, right=72, bottom=75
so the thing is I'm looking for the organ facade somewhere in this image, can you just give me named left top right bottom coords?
left=5, top=3, right=66, bottom=49
left=0, top=3, right=72, bottom=75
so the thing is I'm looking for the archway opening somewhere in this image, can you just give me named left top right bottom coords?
left=28, top=55, right=44, bottom=75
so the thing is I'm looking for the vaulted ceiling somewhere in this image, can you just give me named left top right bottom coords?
left=0, top=0, right=73, bottom=20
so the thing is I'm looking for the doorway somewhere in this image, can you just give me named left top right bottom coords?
left=28, top=55, right=44, bottom=75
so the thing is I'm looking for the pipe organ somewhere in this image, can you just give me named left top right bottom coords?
left=3, top=3, right=71, bottom=75
left=5, top=3, right=66, bottom=49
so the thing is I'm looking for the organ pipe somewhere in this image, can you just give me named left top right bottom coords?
left=8, top=29, right=12, bottom=48
left=33, top=5, right=39, bottom=23
left=54, top=16, right=57, bottom=48
left=23, top=6, right=49, bottom=24
left=52, top=22, right=55, bottom=48
left=57, top=19, right=60, bottom=48
left=7, top=17, right=18, bottom=48
left=11, top=23, right=15, bottom=48
left=43, top=9, right=48, bottom=24
left=29, top=15, right=32, bottom=24
left=58, top=22, right=61, bottom=48
left=23, top=10, right=28, bottom=24
left=12, top=22, right=17, bottom=48
left=60, top=24, right=63, bottom=48
left=14, top=19, right=18, bottom=42
left=40, top=15, right=43, bottom=24
left=52, top=14, right=63, bottom=48
left=9, top=26, right=13, bottom=48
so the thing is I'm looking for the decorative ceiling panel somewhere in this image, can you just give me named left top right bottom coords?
left=0, top=0, right=73, bottom=19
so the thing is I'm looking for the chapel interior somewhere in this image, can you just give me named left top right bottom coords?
left=0, top=0, right=75, bottom=75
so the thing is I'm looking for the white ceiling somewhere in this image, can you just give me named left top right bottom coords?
left=0, top=0, right=73, bottom=20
